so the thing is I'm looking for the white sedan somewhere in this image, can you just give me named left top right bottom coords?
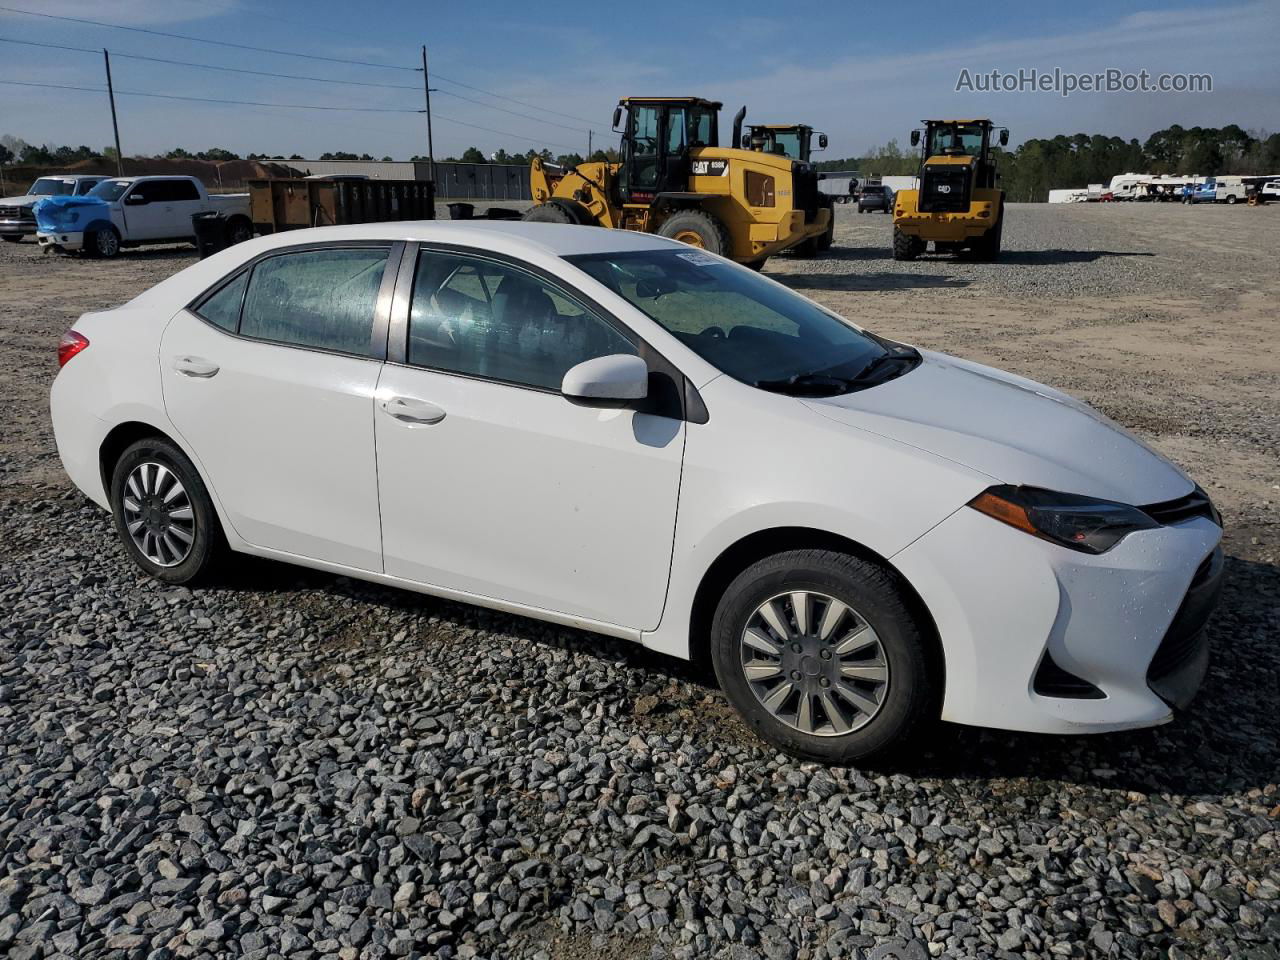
left=50, top=222, right=1223, bottom=763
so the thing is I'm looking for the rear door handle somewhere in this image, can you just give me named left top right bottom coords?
left=173, top=356, right=220, bottom=378
left=382, top=396, right=446, bottom=425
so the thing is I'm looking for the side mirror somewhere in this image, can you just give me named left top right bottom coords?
left=561, top=353, right=648, bottom=404
left=817, top=133, right=828, bottom=150
left=910, top=130, right=920, bottom=147
left=125, top=192, right=148, bottom=205
left=612, top=106, right=623, bottom=132
left=999, top=128, right=1009, bottom=146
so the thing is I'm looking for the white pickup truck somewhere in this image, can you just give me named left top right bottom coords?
left=36, top=175, right=251, bottom=258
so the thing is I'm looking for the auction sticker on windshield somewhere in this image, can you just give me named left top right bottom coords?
left=675, top=250, right=721, bottom=267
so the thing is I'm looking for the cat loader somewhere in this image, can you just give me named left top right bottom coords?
left=525, top=97, right=831, bottom=269
left=892, top=119, right=1008, bottom=261
left=735, top=114, right=834, bottom=255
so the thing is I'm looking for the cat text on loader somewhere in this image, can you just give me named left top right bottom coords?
left=524, top=97, right=831, bottom=269
left=892, top=119, right=1008, bottom=261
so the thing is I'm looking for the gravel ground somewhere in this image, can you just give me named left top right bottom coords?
left=1, top=204, right=1278, bottom=960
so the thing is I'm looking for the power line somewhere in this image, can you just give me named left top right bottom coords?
left=0, top=4, right=612, bottom=135
left=0, top=79, right=422, bottom=112
left=0, top=36, right=420, bottom=90
left=0, top=3, right=417, bottom=71
left=0, top=78, right=585, bottom=151
left=431, top=73, right=604, bottom=129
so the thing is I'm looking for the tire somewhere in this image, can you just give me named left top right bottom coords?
left=522, top=202, right=575, bottom=224
left=892, top=226, right=923, bottom=261
left=710, top=549, right=939, bottom=764
left=522, top=200, right=592, bottom=225
left=224, top=217, right=253, bottom=246
left=109, top=437, right=224, bottom=584
left=656, top=208, right=731, bottom=256
left=968, top=209, right=1003, bottom=262
left=1226, top=195, right=1237, bottom=205
left=1, top=234, right=22, bottom=243
left=816, top=196, right=835, bottom=251
left=87, top=227, right=121, bottom=259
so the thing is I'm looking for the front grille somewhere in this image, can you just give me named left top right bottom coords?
left=791, top=164, right=820, bottom=222
left=919, top=164, right=972, bottom=213
left=1141, top=486, right=1218, bottom=526
left=0, top=205, right=33, bottom=221
left=1146, top=546, right=1223, bottom=708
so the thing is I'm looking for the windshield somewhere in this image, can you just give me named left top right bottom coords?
left=566, top=249, right=890, bottom=388
left=28, top=178, right=75, bottom=197
left=89, top=179, right=131, bottom=201
left=927, top=123, right=985, bottom=158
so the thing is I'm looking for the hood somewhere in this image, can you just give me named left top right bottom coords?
left=33, top=195, right=109, bottom=232
left=803, top=350, right=1191, bottom=505
left=0, top=194, right=39, bottom=207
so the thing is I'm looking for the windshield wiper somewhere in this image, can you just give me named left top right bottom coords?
left=753, top=373, right=854, bottom=396
left=755, top=347, right=922, bottom=397
left=848, top=347, right=921, bottom=383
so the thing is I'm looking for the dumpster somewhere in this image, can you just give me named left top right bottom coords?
left=248, top=178, right=435, bottom=234
left=447, top=202, right=475, bottom=220
left=191, top=211, right=226, bottom=259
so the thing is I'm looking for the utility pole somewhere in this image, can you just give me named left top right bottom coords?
left=420, top=45, right=435, bottom=183
left=587, top=129, right=592, bottom=162
left=103, top=49, right=124, bottom=176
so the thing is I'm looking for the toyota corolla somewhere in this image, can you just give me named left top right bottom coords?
left=49, top=222, right=1223, bottom=763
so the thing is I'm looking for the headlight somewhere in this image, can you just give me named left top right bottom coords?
left=969, top=485, right=1158, bottom=554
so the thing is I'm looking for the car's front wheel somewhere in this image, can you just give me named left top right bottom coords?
left=109, top=437, right=223, bottom=583
left=710, top=549, right=938, bottom=764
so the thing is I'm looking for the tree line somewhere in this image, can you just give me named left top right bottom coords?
left=817, top=125, right=1280, bottom=201
left=5, top=125, right=1277, bottom=201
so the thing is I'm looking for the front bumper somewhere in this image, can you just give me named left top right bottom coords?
left=37, top=230, right=86, bottom=251
left=893, top=503, right=1223, bottom=734
left=0, top=218, right=34, bottom=236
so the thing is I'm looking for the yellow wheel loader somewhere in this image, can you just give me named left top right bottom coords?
left=892, top=119, right=1008, bottom=262
left=525, top=97, right=831, bottom=268
left=736, top=117, right=835, bottom=255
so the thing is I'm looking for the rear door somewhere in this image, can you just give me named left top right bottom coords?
left=373, top=245, right=686, bottom=629
left=161, top=241, right=398, bottom=571
left=163, top=178, right=206, bottom=238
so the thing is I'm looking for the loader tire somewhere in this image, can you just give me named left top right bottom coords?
left=657, top=209, right=731, bottom=257
left=969, top=210, right=1004, bottom=262
left=523, top=200, right=592, bottom=225
left=892, top=226, right=923, bottom=261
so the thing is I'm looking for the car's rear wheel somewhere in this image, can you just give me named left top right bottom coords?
left=109, top=437, right=223, bottom=584
left=710, top=549, right=938, bottom=763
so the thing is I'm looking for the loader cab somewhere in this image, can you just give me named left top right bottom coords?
left=911, top=119, right=1007, bottom=190
left=614, top=97, right=720, bottom=204
left=741, top=124, right=828, bottom=163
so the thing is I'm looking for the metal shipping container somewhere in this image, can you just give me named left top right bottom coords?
left=248, top=178, right=435, bottom=233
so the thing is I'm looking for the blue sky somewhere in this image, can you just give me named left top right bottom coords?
left=0, top=0, right=1276, bottom=161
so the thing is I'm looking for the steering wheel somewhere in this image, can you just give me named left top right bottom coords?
left=699, top=326, right=726, bottom=340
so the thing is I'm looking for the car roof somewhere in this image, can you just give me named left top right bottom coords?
left=244, top=220, right=685, bottom=260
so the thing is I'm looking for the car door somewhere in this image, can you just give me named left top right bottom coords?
left=163, top=179, right=205, bottom=238
left=121, top=181, right=171, bottom=240
left=373, top=245, right=686, bottom=630
left=161, top=241, right=399, bottom=572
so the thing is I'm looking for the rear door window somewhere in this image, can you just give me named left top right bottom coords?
left=239, top=247, right=390, bottom=357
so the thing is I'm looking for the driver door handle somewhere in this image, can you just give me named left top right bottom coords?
left=382, top=396, right=446, bottom=425
left=173, top=356, right=220, bottom=378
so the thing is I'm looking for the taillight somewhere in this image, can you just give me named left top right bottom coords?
left=58, top=330, right=90, bottom=367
